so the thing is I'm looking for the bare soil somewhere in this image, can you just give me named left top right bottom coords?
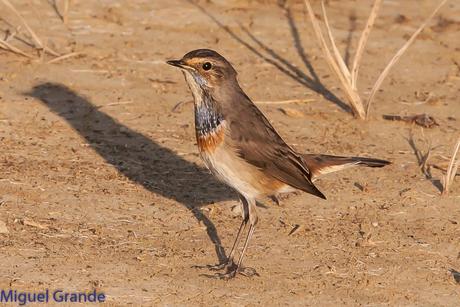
left=1, top=0, right=460, bottom=305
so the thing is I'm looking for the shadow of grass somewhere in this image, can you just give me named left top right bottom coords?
left=185, top=0, right=352, bottom=114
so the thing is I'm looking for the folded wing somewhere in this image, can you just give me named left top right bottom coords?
left=225, top=95, right=326, bottom=199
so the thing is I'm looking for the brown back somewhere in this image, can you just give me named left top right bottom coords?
left=219, top=88, right=326, bottom=200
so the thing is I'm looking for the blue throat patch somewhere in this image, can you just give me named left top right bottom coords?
left=195, top=93, right=224, bottom=136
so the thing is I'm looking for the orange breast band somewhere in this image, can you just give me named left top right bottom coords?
left=197, top=125, right=225, bottom=153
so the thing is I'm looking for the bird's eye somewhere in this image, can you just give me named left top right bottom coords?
left=202, top=62, right=212, bottom=71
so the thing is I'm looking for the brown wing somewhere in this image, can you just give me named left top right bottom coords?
left=302, top=154, right=390, bottom=180
left=224, top=92, right=326, bottom=200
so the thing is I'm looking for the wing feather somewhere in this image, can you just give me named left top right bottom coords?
left=224, top=94, right=326, bottom=199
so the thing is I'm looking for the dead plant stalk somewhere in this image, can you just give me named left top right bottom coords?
left=442, top=138, right=460, bottom=195
left=304, top=0, right=449, bottom=119
left=0, top=0, right=60, bottom=56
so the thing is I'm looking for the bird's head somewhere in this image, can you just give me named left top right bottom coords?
left=167, top=49, right=237, bottom=90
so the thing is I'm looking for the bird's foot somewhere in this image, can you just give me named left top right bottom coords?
left=192, top=258, right=235, bottom=271
left=207, top=258, right=235, bottom=271
left=213, top=265, right=259, bottom=280
left=213, top=264, right=238, bottom=280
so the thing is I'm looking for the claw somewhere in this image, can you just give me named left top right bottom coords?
left=214, top=268, right=237, bottom=280
left=192, top=258, right=235, bottom=271
left=212, top=265, right=259, bottom=280
left=207, top=263, right=227, bottom=271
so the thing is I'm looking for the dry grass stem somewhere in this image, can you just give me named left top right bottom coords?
left=47, top=52, right=81, bottom=64
left=351, top=0, right=382, bottom=89
left=304, top=0, right=365, bottom=119
left=1, top=0, right=43, bottom=47
left=365, top=0, right=449, bottom=117
left=321, top=2, right=351, bottom=83
left=255, top=98, right=315, bottom=104
left=99, top=101, right=134, bottom=108
left=304, top=0, right=448, bottom=119
left=0, top=38, right=33, bottom=57
left=442, top=138, right=460, bottom=195
left=1, top=0, right=60, bottom=56
left=63, top=0, right=71, bottom=25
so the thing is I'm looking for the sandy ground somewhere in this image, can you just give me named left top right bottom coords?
left=1, top=0, right=460, bottom=305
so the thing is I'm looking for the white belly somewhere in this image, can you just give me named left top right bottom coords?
left=200, top=146, right=263, bottom=200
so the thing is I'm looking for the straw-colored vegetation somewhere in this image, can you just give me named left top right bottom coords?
left=304, top=0, right=449, bottom=119
left=0, top=0, right=75, bottom=61
left=442, top=138, right=460, bottom=195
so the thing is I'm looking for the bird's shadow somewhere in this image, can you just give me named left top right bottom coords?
left=25, top=83, right=236, bottom=264
left=186, top=0, right=352, bottom=114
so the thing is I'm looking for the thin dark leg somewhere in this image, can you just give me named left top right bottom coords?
left=235, top=223, right=256, bottom=270
left=208, top=195, right=249, bottom=271
left=218, top=198, right=259, bottom=279
left=227, top=216, right=248, bottom=260
left=227, top=196, right=249, bottom=261
left=234, top=201, right=258, bottom=276
left=208, top=217, right=247, bottom=271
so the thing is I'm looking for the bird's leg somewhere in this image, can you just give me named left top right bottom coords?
left=218, top=198, right=259, bottom=279
left=227, top=196, right=250, bottom=263
left=208, top=196, right=249, bottom=271
left=234, top=200, right=258, bottom=277
left=208, top=217, right=247, bottom=271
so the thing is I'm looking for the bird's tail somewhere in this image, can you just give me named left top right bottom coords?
left=302, top=154, right=390, bottom=181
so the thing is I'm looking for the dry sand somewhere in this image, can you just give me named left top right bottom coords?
left=0, top=0, right=459, bottom=305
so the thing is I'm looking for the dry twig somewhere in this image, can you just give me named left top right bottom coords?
left=255, top=98, right=315, bottom=104
left=0, top=0, right=60, bottom=56
left=382, top=114, right=439, bottom=128
left=366, top=0, right=449, bottom=116
left=63, top=0, right=71, bottom=25
left=0, top=38, right=33, bottom=57
left=47, top=52, right=81, bottom=64
left=350, top=0, right=382, bottom=89
left=442, top=138, right=460, bottom=195
left=304, top=0, right=365, bottom=119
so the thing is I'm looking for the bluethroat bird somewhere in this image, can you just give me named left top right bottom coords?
left=167, top=49, right=390, bottom=279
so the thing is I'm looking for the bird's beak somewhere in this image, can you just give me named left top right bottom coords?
left=166, top=59, right=187, bottom=68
